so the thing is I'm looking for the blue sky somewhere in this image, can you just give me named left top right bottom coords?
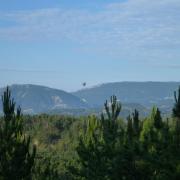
left=0, top=0, right=180, bottom=91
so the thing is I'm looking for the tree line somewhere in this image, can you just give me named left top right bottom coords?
left=0, top=87, right=180, bottom=179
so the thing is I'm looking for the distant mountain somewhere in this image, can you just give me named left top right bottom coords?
left=0, top=82, right=178, bottom=116
left=73, top=82, right=180, bottom=113
left=0, top=84, right=88, bottom=114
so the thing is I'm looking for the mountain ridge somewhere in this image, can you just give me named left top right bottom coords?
left=0, top=84, right=88, bottom=114
left=73, top=82, right=180, bottom=112
left=0, top=82, right=179, bottom=116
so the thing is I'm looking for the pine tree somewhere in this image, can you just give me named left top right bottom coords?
left=126, top=115, right=133, bottom=141
left=101, top=95, right=121, bottom=148
left=173, top=86, right=180, bottom=118
left=75, top=116, right=105, bottom=180
left=140, top=107, right=162, bottom=149
left=172, top=86, right=180, bottom=148
left=75, top=96, right=121, bottom=179
left=101, top=96, right=121, bottom=179
left=102, top=95, right=121, bottom=122
left=132, top=109, right=140, bottom=137
left=0, top=87, right=36, bottom=180
left=153, top=108, right=163, bottom=130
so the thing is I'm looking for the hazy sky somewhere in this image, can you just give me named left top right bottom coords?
left=0, top=0, right=180, bottom=91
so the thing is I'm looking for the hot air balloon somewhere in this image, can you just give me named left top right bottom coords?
left=82, top=82, right=86, bottom=87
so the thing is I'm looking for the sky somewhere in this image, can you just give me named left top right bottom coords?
left=0, top=0, right=180, bottom=91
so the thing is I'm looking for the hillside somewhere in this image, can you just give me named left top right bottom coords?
left=0, top=82, right=179, bottom=116
left=73, top=82, right=180, bottom=113
left=0, top=84, right=88, bottom=114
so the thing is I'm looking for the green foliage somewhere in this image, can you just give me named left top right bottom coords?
left=172, top=86, right=180, bottom=148
left=126, top=115, right=133, bottom=141
left=33, top=152, right=60, bottom=180
left=73, top=96, right=121, bottom=179
left=132, top=109, right=140, bottom=137
left=2, top=87, right=180, bottom=179
left=173, top=86, right=180, bottom=118
left=0, top=87, right=36, bottom=180
left=73, top=96, right=180, bottom=179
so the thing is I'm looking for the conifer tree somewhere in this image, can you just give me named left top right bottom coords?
left=153, top=108, right=163, bottom=130
left=75, top=116, right=105, bottom=180
left=75, top=96, right=121, bottom=179
left=132, top=109, right=140, bottom=137
left=101, top=95, right=121, bottom=148
left=0, top=87, right=36, bottom=180
left=126, top=115, right=133, bottom=141
left=173, top=86, right=180, bottom=118
left=102, top=95, right=121, bottom=122
left=100, top=96, right=121, bottom=179
left=140, top=107, right=162, bottom=149
left=172, top=87, right=180, bottom=148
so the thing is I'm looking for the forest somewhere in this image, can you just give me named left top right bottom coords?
left=1, top=87, right=180, bottom=180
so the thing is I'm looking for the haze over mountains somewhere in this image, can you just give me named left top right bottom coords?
left=0, top=82, right=179, bottom=116
left=0, top=84, right=87, bottom=114
left=73, top=82, right=179, bottom=108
